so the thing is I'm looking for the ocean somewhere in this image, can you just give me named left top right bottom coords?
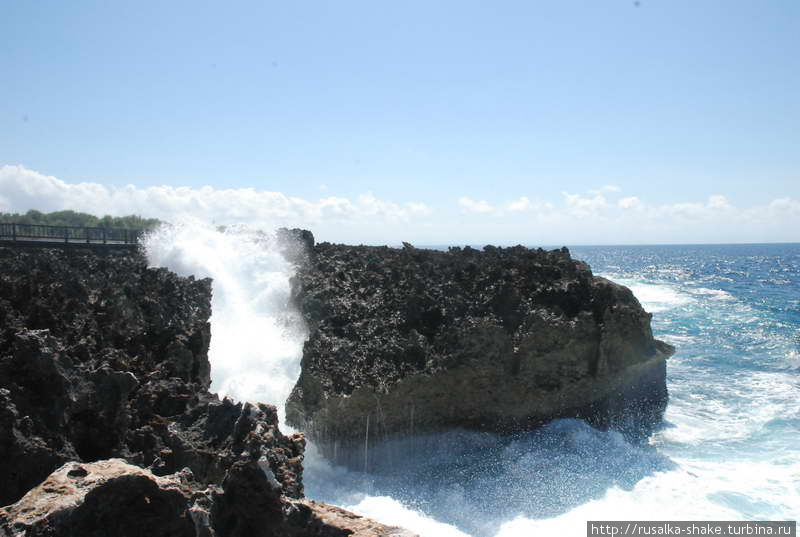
left=145, top=225, right=800, bottom=537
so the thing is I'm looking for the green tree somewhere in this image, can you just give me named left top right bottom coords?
left=0, top=209, right=162, bottom=230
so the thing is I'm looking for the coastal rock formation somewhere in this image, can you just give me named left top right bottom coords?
left=0, top=459, right=205, bottom=537
left=0, top=459, right=417, bottom=537
left=293, top=500, right=418, bottom=537
left=0, top=246, right=407, bottom=536
left=0, top=247, right=301, bottom=505
left=286, top=238, right=675, bottom=466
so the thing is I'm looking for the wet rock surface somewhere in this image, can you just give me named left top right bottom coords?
left=286, top=238, right=675, bottom=465
left=0, top=246, right=396, bottom=536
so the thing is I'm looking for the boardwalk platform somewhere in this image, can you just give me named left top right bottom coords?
left=0, top=223, right=143, bottom=249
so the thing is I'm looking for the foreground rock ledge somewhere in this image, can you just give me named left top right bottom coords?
left=0, top=459, right=418, bottom=537
left=286, top=237, right=675, bottom=466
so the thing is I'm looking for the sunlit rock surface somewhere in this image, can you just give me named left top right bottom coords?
left=286, top=237, right=674, bottom=467
left=0, top=459, right=205, bottom=537
left=0, top=459, right=418, bottom=537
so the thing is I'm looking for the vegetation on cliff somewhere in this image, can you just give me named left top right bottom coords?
left=0, top=209, right=161, bottom=230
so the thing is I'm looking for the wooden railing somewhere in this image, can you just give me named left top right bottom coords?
left=0, top=223, right=143, bottom=248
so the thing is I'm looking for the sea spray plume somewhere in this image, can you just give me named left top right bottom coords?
left=143, top=220, right=307, bottom=423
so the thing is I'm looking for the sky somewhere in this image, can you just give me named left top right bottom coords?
left=1, top=0, right=798, bottom=245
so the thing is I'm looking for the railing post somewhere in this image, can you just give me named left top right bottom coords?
left=12, top=223, right=16, bottom=242
left=64, top=226, right=68, bottom=243
left=102, top=227, right=106, bottom=244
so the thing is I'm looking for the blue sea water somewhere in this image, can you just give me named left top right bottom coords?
left=303, top=243, right=800, bottom=536
left=146, top=229, right=800, bottom=537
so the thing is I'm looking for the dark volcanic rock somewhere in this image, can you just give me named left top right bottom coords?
left=0, top=247, right=301, bottom=506
left=0, top=246, right=341, bottom=535
left=286, top=238, right=675, bottom=465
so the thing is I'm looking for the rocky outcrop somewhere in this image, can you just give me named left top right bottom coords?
left=0, top=459, right=418, bottom=537
left=286, top=238, right=674, bottom=466
left=0, top=247, right=301, bottom=505
left=0, top=246, right=407, bottom=536
left=0, top=459, right=205, bottom=537
left=292, top=500, right=417, bottom=537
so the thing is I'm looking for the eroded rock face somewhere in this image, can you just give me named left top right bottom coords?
left=286, top=239, right=674, bottom=466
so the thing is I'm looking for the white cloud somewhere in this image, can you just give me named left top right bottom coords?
left=504, top=196, right=555, bottom=214
left=456, top=195, right=556, bottom=217
left=458, top=196, right=495, bottom=214
left=0, top=165, right=432, bottom=238
left=707, top=194, right=733, bottom=211
left=617, top=196, right=641, bottom=210
left=562, top=190, right=609, bottom=218
left=506, top=196, right=531, bottom=212
left=2, top=166, right=798, bottom=245
left=407, top=201, right=433, bottom=216
left=656, top=195, right=736, bottom=221
left=450, top=186, right=800, bottom=244
left=767, top=197, right=800, bottom=215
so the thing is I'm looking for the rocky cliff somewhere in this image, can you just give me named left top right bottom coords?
left=286, top=238, right=674, bottom=467
left=0, top=246, right=414, bottom=537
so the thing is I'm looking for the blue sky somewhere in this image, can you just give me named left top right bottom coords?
left=1, top=1, right=798, bottom=244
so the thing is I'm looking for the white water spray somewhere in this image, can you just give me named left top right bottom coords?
left=144, top=220, right=306, bottom=422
